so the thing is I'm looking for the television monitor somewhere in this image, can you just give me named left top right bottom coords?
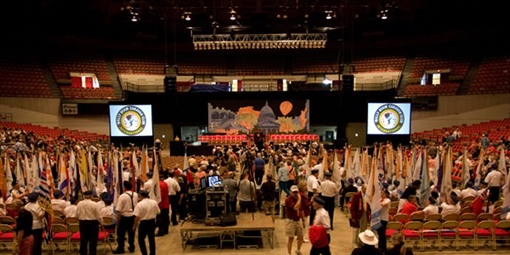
left=366, top=102, right=411, bottom=135
left=207, top=175, right=221, bottom=186
left=109, top=104, right=153, bottom=137
left=199, top=177, right=208, bottom=190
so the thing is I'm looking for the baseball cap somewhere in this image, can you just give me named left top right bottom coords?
left=290, top=185, right=299, bottom=192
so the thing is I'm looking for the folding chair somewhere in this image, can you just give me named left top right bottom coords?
left=494, top=220, right=510, bottom=249
left=67, top=224, right=81, bottom=253
left=0, top=224, right=15, bottom=254
left=421, top=220, right=442, bottom=251
left=0, top=216, right=15, bottom=226
left=65, top=217, right=79, bottom=225
left=440, top=220, right=459, bottom=250
left=457, top=220, right=477, bottom=250
left=410, top=211, right=425, bottom=222
left=460, top=212, right=477, bottom=221
left=385, top=221, right=403, bottom=245
left=442, top=213, right=459, bottom=222
left=402, top=221, right=422, bottom=249
left=51, top=223, right=69, bottom=254
left=425, top=213, right=442, bottom=221
left=393, top=213, right=410, bottom=224
left=476, top=220, right=495, bottom=250
left=477, top=213, right=493, bottom=222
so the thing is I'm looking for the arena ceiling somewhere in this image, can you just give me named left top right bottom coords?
left=2, top=0, right=506, bottom=49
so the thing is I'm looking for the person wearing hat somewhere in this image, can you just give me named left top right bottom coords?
left=142, top=171, right=154, bottom=192
left=309, top=196, right=331, bottom=255
left=350, top=229, right=382, bottom=255
left=260, top=174, right=277, bottom=222
left=114, top=181, right=139, bottom=254
left=133, top=189, right=160, bottom=255
left=320, top=171, right=339, bottom=230
left=285, top=185, right=305, bottom=255
left=51, top=190, right=70, bottom=212
left=24, top=192, right=44, bottom=255
left=76, top=190, right=103, bottom=255
left=307, top=168, right=321, bottom=226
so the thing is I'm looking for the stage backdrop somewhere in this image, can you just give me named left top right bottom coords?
left=208, top=99, right=310, bottom=134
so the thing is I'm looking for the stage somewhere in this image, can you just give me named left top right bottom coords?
left=180, top=213, right=275, bottom=250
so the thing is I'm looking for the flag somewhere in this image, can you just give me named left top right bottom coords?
left=498, top=148, right=507, bottom=175
left=319, top=146, right=328, bottom=180
left=440, top=147, right=453, bottom=197
left=113, top=150, right=123, bottom=207
left=386, top=145, right=394, bottom=179
left=39, top=152, right=54, bottom=244
left=395, top=146, right=402, bottom=179
left=461, top=147, right=471, bottom=188
left=78, top=149, right=89, bottom=192
left=183, top=148, right=193, bottom=185
left=96, top=149, right=106, bottom=195
left=501, top=154, right=510, bottom=219
left=129, top=149, right=137, bottom=191
left=87, top=149, right=97, bottom=194
left=140, top=148, right=148, bottom=183
left=345, top=145, right=353, bottom=180
left=352, top=148, right=361, bottom=180
left=419, top=150, right=430, bottom=206
left=15, top=154, right=25, bottom=186
left=68, top=150, right=78, bottom=198
left=0, top=154, right=7, bottom=203
left=367, top=147, right=382, bottom=231
left=303, top=146, right=311, bottom=179
left=331, top=150, right=341, bottom=184
left=361, top=148, right=369, bottom=182
left=432, top=150, right=441, bottom=186
left=149, top=148, right=162, bottom=203
left=435, top=148, right=444, bottom=192
left=57, top=153, right=70, bottom=200
left=474, top=148, right=485, bottom=188
left=412, top=148, right=423, bottom=181
left=25, top=154, right=37, bottom=192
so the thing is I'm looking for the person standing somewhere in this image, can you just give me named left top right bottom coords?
left=260, top=174, right=277, bottom=222
left=309, top=197, right=331, bottom=255
left=377, top=189, right=391, bottom=253
left=238, top=173, right=257, bottom=213
left=156, top=172, right=170, bottom=236
left=320, top=172, right=339, bottom=230
left=164, top=171, right=180, bottom=226
left=307, top=169, right=321, bottom=226
left=23, top=192, right=44, bottom=255
left=278, top=162, right=291, bottom=198
left=254, top=153, right=266, bottom=186
left=133, top=190, right=160, bottom=255
left=114, top=181, right=138, bottom=254
left=76, top=190, right=103, bottom=255
left=285, top=185, right=305, bottom=255
left=222, top=172, right=238, bottom=214
left=14, top=200, right=33, bottom=255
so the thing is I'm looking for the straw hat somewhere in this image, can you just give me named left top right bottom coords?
left=358, top=230, right=378, bottom=246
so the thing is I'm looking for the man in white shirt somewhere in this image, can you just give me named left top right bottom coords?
left=440, top=193, right=461, bottom=217
left=24, top=192, right=45, bottom=255
left=76, top=190, right=103, bottom=255
left=64, top=197, right=78, bottom=218
left=310, top=197, right=331, bottom=255
left=484, top=167, right=504, bottom=205
left=460, top=181, right=478, bottom=200
left=133, top=190, right=160, bottom=255
left=164, top=171, right=181, bottom=226
left=113, top=181, right=138, bottom=254
left=422, top=197, right=439, bottom=217
left=307, top=168, right=321, bottom=226
left=320, top=172, right=339, bottom=230
left=142, top=171, right=154, bottom=191
left=378, top=189, right=392, bottom=253
left=51, top=190, right=70, bottom=212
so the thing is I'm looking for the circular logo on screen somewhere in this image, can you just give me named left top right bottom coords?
left=374, top=104, right=405, bottom=134
left=116, top=106, right=146, bottom=135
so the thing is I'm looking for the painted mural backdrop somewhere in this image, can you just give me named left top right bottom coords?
left=208, top=99, right=310, bottom=134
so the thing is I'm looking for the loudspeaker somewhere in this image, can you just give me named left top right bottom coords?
left=341, top=74, right=354, bottom=92
left=164, top=76, right=177, bottom=93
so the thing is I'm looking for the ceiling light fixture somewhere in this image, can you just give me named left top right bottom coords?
left=131, top=15, right=138, bottom=22
left=185, top=15, right=191, bottom=21
left=230, top=14, right=236, bottom=20
left=326, top=13, right=332, bottom=20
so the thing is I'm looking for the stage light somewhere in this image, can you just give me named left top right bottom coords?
left=131, top=15, right=138, bottom=22
left=185, top=15, right=191, bottom=21
left=326, top=13, right=332, bottom=20
left=230, top=14, right=236, bottom=20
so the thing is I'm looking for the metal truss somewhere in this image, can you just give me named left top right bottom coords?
left=192, top=33, right=327, bottom=50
